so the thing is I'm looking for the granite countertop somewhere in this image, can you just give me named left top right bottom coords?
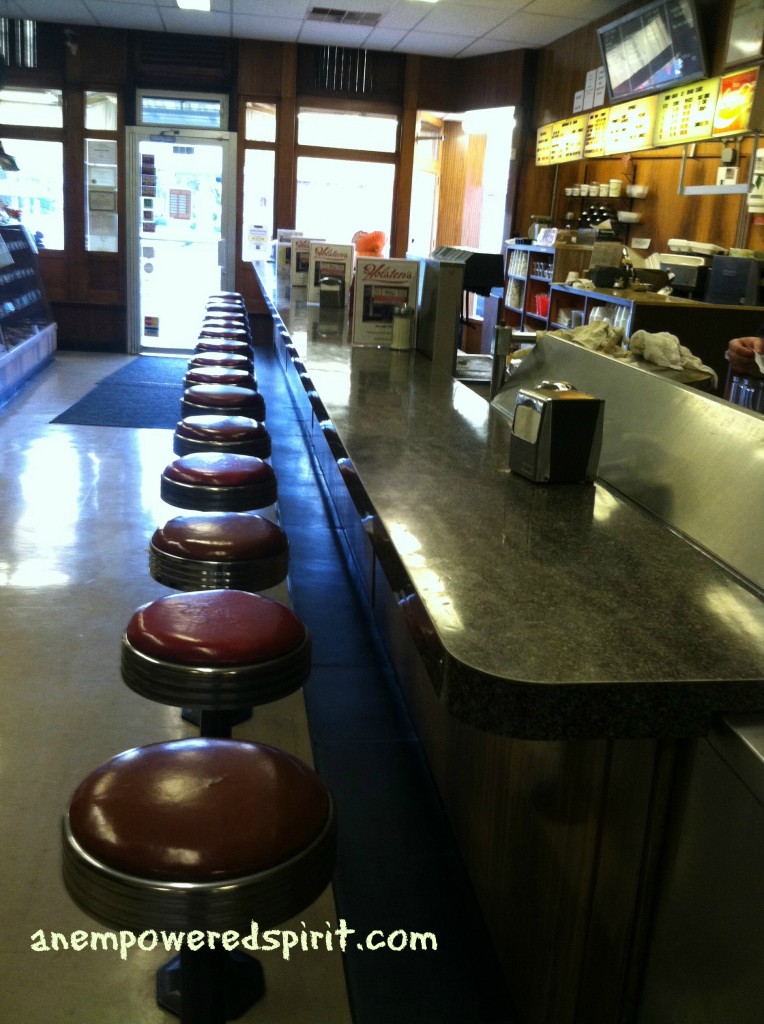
left=255, top=262, right=764, bottom=740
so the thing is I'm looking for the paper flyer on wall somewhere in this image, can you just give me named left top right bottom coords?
left=306, top=242, right=355, bottom=304
left=290, top=237, right=324, bottom=286
left=351, top=258, right=419, bottom=347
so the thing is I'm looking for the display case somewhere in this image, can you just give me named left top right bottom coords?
left=504, top=242, right=592, bottom=331
left=0, top=222, right=57, bottom=404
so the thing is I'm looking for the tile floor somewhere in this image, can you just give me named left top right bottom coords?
left=0, top=346, right=515, bottom=1024
left=0, top=351, right=352, bottom=1023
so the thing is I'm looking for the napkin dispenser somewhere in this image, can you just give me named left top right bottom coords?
left=509, top=382, right=604, bottom=483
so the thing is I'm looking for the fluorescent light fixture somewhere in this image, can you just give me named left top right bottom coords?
left=176, top=0, right=211, bottom=10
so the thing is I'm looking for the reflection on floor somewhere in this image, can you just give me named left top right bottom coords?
left=0, top=347, right=513, bottom=1024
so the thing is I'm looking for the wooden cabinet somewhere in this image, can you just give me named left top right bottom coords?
left=504, top=242, right=592, bottom=331
left=0, top=222, right=57, bottom=404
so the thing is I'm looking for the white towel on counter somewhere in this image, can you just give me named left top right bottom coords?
left=628, top=329, right=718, bottom=387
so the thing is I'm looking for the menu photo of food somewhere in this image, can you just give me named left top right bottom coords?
left=713, top=67, right=758, bottom=135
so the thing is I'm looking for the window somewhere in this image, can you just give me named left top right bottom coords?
left=297, top=109, right=398, bottom=153
left=294, top=107, right=399, bottom=248
left=245, top=102, right=276, bottom=144
left=241, top=102, right=276, bottom=260
left=296, top=156, right=394, bottom=247
left=242, top=148, right=275, bottom=260
left=137, top=91, right=228, bottom=129
left=85, top=92, right=118, bottom=132
left=0, top=139, right=64, bottom=249
left=0, top=88, right=62, bottom=128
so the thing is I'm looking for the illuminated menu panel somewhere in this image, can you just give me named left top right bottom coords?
left=712, top=66, right=758, bottom=135
left=583, top=109, right=610, bottom=158
left=536, top=115, right=586, bottom=166
left=654, top=78, right=721, bottom=146
left=536, top=124, right=554, bottom=166
left=604, top=96, right=658, bottom=154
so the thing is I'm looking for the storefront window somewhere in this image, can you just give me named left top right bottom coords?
left=0, top=139, right=64, bottom=249
left=297, top=109, right=398, bottom=153
left=137, top=91, right=227, bottom=129
left=295, top=156, right=394, bottom=247
left=242, top=148, right=275, bottom=260
left=0, top=88, right=63, bottom=128
left=85, top=92, right=118, bottom=132
left=245, top=102, right=276, bottom=143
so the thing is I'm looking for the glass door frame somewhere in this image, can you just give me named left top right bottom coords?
left=125, top=125, right=237, bottom=355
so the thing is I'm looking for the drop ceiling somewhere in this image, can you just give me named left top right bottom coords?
left=0, top=0, right=627, bottom=59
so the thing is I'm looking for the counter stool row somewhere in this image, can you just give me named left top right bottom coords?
left=62, top=291, right=335, bottom=1024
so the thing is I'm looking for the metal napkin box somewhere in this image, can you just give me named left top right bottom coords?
left=509, top=383, right=604, bottom=483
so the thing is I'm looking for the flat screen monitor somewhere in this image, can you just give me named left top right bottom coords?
left=597, top=0, right=708, bottom=102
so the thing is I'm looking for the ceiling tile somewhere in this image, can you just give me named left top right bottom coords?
left=297, top=21, right=374, bottom=46
left=395, top=30, right=473, bottom=57
left=11, top=0, right=92, bottom=19
left=233, top=0, right=308, bottom=12
left=457, top=36, right=525, bottom=58
left=362, top=27, right=409, bottom=50
left=415, top=5, right=514, bottom=35
left=489, top=11, right=587, bottom=46
left=160, top=9, right=234, bottom=35
left=233, top=15, right=303, bottom=41
left=87, top=2, right=166, bottom=30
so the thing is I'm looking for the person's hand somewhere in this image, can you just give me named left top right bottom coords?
left=726, top=335, right=763, bottom=375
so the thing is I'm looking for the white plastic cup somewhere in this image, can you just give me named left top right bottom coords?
left=609, top=179, right=622, bottom=197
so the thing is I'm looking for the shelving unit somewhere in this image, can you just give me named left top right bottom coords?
left=504, top=242, right=593, bottom=331
left=0, top=222, right=57, bottom=405
left=545, top=282, right=764, bottom=393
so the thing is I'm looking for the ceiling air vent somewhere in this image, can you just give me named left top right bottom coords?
left=307, top=7, right=382, bottom=28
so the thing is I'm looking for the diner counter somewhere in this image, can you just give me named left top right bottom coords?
left=254, top=261, right=764, bottom=741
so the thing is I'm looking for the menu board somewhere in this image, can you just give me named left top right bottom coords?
left=713, top=67, right=759, bottom=135
left=535, top=115, right=586, bottom=166
left=536, top=124, right=554, bottom=166
left=583, top=108, right=610, bottom=158
left=653, top=78, right=721, bottom=146
left=604, top=96, right=658, bottom=154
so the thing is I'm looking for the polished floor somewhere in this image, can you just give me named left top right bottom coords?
left=0, top=351, right=352, bottom=1023
left=0, top=347, right=513, bottom=1024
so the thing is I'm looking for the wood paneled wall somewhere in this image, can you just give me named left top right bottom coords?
left=513, top=0, right=757, bottom=254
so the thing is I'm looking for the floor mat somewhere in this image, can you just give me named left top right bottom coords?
left=51, top=357, right=188, bottom=428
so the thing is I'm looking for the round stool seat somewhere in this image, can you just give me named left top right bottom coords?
left=181, top=384, right=266, bottom=422
left=121, top=589, right=310, bottom=708
left=199, top=326, right=250, bottom=342
left=201, top=319, right=251, bottom=339
left=174, top=415, right=271, bottom=459
left=161, top=451, right=276, bottom=511
left=150, top=512, right=288, bottom=591
left=195, top=339, right=252, bottom=359
left=63, top=737, right=335, bottom=932
left=183, top=366, right=257, bottom=391
left=208, top=291, right=245, bottom=304
left=206, top=302, right=246, bottom=316
left=189, top=351, right=253, bottom=372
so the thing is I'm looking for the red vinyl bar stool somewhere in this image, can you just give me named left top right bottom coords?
left=188, top=351, right=253, bottom=372
left=62, top=737, right=336, bottom=1024
left=121, top=589, right=310, bottom=737
left=160, top=452, right=276, bottom=512
left=207, top=291, right=245, bottom=304
left=149, top=512, right=288, bottom=592
left=183, top=366, right=258, bottom=391
left=181, top=384, right=266, bottom=422
left=173, top=415, right=271, bottom=459
left=198, top=325, right=250, bottom=343
left=195, top=336, right=251, bottom=354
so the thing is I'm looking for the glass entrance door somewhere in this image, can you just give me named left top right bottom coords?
left=126, top=127, right=236, bottom=353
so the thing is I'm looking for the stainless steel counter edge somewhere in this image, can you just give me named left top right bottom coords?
left=254, top=262, right=764, bottom=741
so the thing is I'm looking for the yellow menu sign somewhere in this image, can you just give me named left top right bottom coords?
left=604, top=96, right=658, bottom=154
left=536, top=115, right=586, bottom=166
left=583, top=109, right=610, bottom=158
left=653, top=78, right=721, bottom=146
